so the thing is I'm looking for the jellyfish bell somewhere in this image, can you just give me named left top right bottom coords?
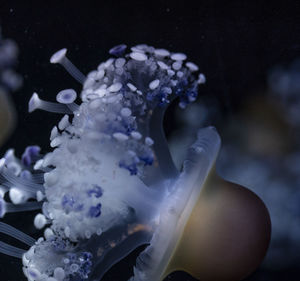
left=162, top=170, right=271, bottom=281
left=130, top=127, right=271, bottom=281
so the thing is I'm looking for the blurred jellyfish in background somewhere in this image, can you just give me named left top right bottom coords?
left=269, top=59, right=300, bottom=127
left=170, top=58, right=300, bottom=277
left=0, top=27, right=22, bottom=146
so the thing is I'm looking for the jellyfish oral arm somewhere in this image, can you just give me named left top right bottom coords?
left=149, top=107, right=179, bottom=182
left=50, top=48, right=86, bottom=84
left=130, top=127, right=221, bottom=281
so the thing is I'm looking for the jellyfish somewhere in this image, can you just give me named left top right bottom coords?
left=0, top=28, right=22, bottom=146
left=0, top=44, right=270, bottom=281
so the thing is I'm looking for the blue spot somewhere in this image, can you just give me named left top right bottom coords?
left=121, top=119, right=136, bottom=134
left=179, top=101, right=187, bottom=109
left=139, top=155, right=154, bottom=166
left=186, top=88, right=198, bottom=102
left=181, top=78, right=189, bottom=87
left=178, top=86, right=198, bottom=109
left=157, top=89, right=170, bottom=106
left=22, top=154, right=31, bottom=166
left=119, top=161, right=138, bottom=175
left=87, top=185, right=103, bottom=198
left=62, top=195, right=83, bottom=212
left=20, top=170, right=32, bottom=180
left=88, top=203, right=102, bottom=218
left=79, top=252, right=92, bottom=261
left=174, top=87, right=183, bottom=95
left=27, top=145, right=41, bottom=156
left=66, top=252, right=77, bottom=262
left=50, top=237, right=68, bottom=252
left=78, top=252, right=93, bottom=279
left=21, top=145, right=40, bottom=166
left=174, top=79, right=189, bottom=96
left=146, top=92, right=155, bottom=101
left=28, top=269, right=38, bottom=278
left=109, top=44, right=127, bottom=57
left=62, top=195, right=75, bottom=208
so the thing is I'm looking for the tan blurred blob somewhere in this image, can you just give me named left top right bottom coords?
left=0, top=29, right=21, bottom=147
left=170, top=171, right=270, bottom=280
left=0, top=88, right=16, bottom=146
left=163, top=168, right=271, bottom=281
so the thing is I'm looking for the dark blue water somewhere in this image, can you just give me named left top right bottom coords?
left=0, top=1, right=299, bottom=280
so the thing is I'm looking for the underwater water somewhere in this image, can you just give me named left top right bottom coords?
left=0, top=1, right=299, bottom=281
left=169, top=58, right=300, bottom=280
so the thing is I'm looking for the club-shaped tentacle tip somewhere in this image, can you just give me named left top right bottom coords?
left=109, top=44, right=127, bottom=57
left=50, top=48, right=67, bottom=64
left=28, top=93, right=41, bottom=113
left=9, top=188, right=28, bottom=205
left=56, top=89, right=77, bottom=104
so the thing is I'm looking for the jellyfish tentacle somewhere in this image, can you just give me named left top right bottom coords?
left=5, top=201, right=43, bottom=213
left=0, top=241, right=27, bottom=258
left=50, top=48, right=86, bottom=84
left=0, top=163, right=44, bottom=193
left=30, top=173, right=45, bottom=184
left=130, top=127, right=221, bottom=281
left=0, top=222, right=36, bottom=246
left=0, top=222, right=35, bottom=259
left=86, top=223, right=153, bottom=280
left=0, top=195, right=42, bottom=218
left=67, top=103, right=80, bottom=112
left=149, top=106, right=179, bottom=180
left=0, top=149, right=46, bottom=213
left=28, top=92, right=73, bottom=114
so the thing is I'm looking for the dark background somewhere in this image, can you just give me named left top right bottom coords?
left=0, top=0, right=299, bottom=280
